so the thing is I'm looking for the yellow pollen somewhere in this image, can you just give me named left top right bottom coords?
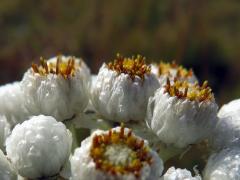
left=107, top=54, right=151, bottom=80
left=164, top=79, right=214, bottom=102
left=90, top=126, right=152, bottom=177
left=158, top=61, right=193, bottom=79
left=31, top=56, right=80, bottom=78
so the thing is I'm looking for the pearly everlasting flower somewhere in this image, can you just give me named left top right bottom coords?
left=146, top=80, right=218, bottom=148
left=0, top=149, right=17, bottom=180
left=71, top=126, right=163, bottom=180
left=21, top=55, right=90, bottom=121
left=0, top=82, right=29, bottom=127
left=91, top=54, right=160, bottom=122
left=151, top=62, right=198, bottom=86
left=211, top=99, right=240, bottom=151
left=0, top=115, right=11, bottom=151
left=161, top=167, right=201, bottom=180
left=203, top=147, right=240, bottom=180
left=6, top=115, right=72, bottom=179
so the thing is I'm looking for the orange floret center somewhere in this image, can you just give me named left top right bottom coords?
left=164, top=79, right=213, bottom=102
left=158, top=61, right=193, bottom=78
left=90, top=125, right=152, bottom=177
left=107, top=54, right=151, bottom=80
left=31, top=56, right=79, bottom=78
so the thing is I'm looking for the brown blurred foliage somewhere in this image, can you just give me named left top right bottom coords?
left=0, top=0, right=239, bottom=105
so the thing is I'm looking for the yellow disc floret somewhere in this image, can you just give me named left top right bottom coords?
left=31, top=56, right=80, bottom=78
left=90, top=125, right=152, bottom=177
left=164, top=79, right=213, bottom=102
left=107, top=54, right=151, bottom=80
left=158, top=61, right=193, bottom=78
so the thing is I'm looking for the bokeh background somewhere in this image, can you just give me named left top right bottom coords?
left=0, top=0, right=239, bottom=106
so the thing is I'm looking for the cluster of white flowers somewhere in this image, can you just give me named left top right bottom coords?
left=0, top=54, right=239, bottom=180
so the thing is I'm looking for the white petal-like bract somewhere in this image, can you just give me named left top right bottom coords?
left=6, top=115, right=72, bottom=179
left=204, top=147, right=240, bottom=180
left=0, top=115, right=11, bottom=151
left=0, top=149, right=17, bottom=180
left=0, top=82, right=29, bottom=127
left=211, top=99, right=240, bottom=151
left=161, top=167, right=201, bottom=180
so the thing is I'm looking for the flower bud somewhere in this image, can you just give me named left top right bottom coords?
left=6, top=115, right=72, bottom=179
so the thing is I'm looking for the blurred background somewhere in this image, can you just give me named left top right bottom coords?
left=0, top=0, right=239, bottom=105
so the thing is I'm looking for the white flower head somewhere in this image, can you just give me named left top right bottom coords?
left=211, top=99, right=240, bottom=151
left=21, top=55, right=91, bottom=121
left=151, top=61, right=198, bottom=86
left=0, top=115, right=11, bottom=151
left=203, top=147, right=240, bottom=180
left=146, top=80, right=218, bottom=148
left=0, top=149, right=17, bottom=180
left=71, top=126, right=164, bottom=180
left=161, top=167, right=201, bottom=180
left=0, top=82, right=29, bottom=127
left=91, top=54, right=160, bottom=122
left=6, top=115, right=72, bottom=179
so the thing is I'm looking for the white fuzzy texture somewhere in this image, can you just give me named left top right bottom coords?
left=71, top=127, right=164, bottom=180
left=21, top=56, right=90, bottom=121
left=0, top=116, right=11, bottom=151
left=211, top=99, right=240, bottom=151
left=146, top=88, right=218, bottom=148
left=0, top=82, right=29, bottom=127
left=91, top=64, right=160, bottom=122
left=151, top=64, right=198, bottom=86
left=6, top=115, right=72, bottom=179
left=161, top=167, right=201, bottom=180
left=204, top=147, right=240, bottom=180
left=0, top=149, right=17, bottom=180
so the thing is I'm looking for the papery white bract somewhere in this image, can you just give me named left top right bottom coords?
left=211, top=99, right=240, bottom=151
left=6, top=115, right=72, bottom=179
left=71, top=126, right=163, bottom=180
left=0, top=82, right=29, bottom=127
left=91, top=55, right=160, bottom=122
left=21, top=56, right=90, bottom=121
left=161, top=167, right=201, bottom=180
left=203, top=147, right=240, bottom=180
left=0, top=115, right=11, bottom=151
left=0, top=149, right=17, bottom=180
left=146, top=81, right=218, bottom=148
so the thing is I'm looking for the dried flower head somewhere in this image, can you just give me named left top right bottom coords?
left=90, top=124, right=152, bottom=177
left=31, top=56, right=80, bottom=78
left=164, top=79, right=213, bottom=102
left=107, top=54, right=151, bottom=80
